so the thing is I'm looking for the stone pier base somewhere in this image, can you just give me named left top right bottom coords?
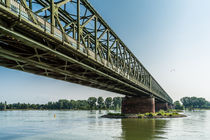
left=168, top=104, right=173, bottom=109
left=121, top=96, right=155, bottom=114
left=155, top=102, right=169, bottom=112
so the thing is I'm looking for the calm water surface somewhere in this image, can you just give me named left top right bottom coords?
left=0, top=110, right=210, bottom=140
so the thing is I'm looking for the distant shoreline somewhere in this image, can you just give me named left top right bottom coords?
left=0, top=109, right=117, bottom=111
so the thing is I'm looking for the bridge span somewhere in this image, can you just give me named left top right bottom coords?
left=0, top=0, right=173, bottom=114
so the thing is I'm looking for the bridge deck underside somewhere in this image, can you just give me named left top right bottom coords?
left=0, top=32, right=149, bottom=97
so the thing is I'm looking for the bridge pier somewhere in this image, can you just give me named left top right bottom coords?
left=168, top=104, right=173, bottom=109
left=155, top=102, right=169, bottom=112
left=121, top=96, right=155, bottom=114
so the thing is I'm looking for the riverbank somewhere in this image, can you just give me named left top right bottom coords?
left=0, top=109, right=119, bottom=111
left=102, top=110, right=187, bottom=119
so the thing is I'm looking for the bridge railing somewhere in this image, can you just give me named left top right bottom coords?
left=0, top=0, right=172, bottom=103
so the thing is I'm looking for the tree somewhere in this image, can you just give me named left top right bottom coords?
left=69, top=100, right=77, bottom=109
left=174, top=101, right=183, bottom=110
left=58, top=100, right=66, bottom=109
left=59, top=99, right=70, bottom=109
left=206, top=102, right=210, bottom=109
left=47, top=102, right=53, bottom=109
left=77, top=100, right=89, bottom=110
left=4, top=101, right=7, bottom=110
left=87, top=97, right=97, bottom=110
left=113, top=97, right=122, bottom=110
left=0, top=102, right=4, bottom=110
left=191, top=97, right=198, bottom=109
left=180, top=96, right=209, bottom=110
left=105, top=97, right=112, bottom=109
left=181, top=97, right=191, bottom=109
left=59, top=100, right=64, bottom=109
left=97, top=97, right=104, bottom=110
left=197, top=98, right=207, bottom=108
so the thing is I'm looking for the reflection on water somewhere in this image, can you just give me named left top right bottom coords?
left=121, top=119, right=167, bottom=140
left=0, top=110, right=210, bottom=140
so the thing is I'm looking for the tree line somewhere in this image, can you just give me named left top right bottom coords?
left=0, top=97, right=122, bottom=111
left=174, top=96, right=210, bottom=110
left=0, top=101, right=6, bottom=110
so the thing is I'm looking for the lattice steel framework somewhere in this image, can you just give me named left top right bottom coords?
left=0, top=0, right=173, bottom=103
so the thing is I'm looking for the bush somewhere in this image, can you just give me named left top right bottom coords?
left=145, top=112, right=156, bottom=117
left=138, top=114, right=145, bottom=118
left=156, top=110, right=165, bottom=116
left=159, top=109, right=165, bottom=113
left=172, top=112, right=179, bottom=116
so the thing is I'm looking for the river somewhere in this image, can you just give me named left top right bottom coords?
left=0, top=110, right=210, bottom=140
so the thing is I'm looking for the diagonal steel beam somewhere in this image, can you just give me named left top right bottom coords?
left=81, top=15, right=95, bottom=28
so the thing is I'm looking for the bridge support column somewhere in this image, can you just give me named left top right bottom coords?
left=168, top=104, right=173, bottom=109
left=121, top=96, right=155, bottom=114
left=155, top=102, right=169, bottom=112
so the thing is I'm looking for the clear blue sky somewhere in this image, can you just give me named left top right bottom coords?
left=1, top=0, right=210, bottom=103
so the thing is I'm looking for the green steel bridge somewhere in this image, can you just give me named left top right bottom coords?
left=0, top=0, right=173, bottom=104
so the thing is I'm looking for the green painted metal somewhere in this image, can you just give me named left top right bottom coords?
left=0, top=0, right=173, bottom=104
left=50, top=0, right=55, bottom=34
left=29, top=0, right=32, bottom=10
left=77, top=0, right=80, bottom=50
left=94, top=16, right=97, bottom=60
left=6, top=0, right=10, bottom=8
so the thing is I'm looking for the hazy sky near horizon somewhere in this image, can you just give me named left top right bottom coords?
left=1, top=0, right=210, bottom=104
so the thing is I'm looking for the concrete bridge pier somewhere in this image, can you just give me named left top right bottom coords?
left=155, top=101, right=174, bottom=112
left=121, top=96, right=155, bottom=114
left=168, top=104, right=173, bottom=109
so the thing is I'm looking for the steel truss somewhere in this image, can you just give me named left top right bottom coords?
left=0, top=0, right=172, bottom=103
